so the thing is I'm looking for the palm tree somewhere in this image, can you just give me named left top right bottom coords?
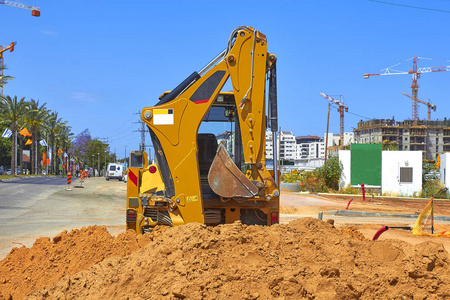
left=0, top=95, right=29, bottom=175
left=17, top=114, right=29, bottom=174
left=58, top=124, right=73, bottom=174
left=25, top=99, right=48, bottom=174
left=0, top=64, right=14, bottom=96
left=45, top=111, right=64, bottom=174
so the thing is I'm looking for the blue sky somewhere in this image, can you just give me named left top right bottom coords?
left=2, top=0, right=450, bottom=157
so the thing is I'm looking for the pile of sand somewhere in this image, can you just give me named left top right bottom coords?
left=2, top=218, right=450, bottom=299
left=0, top=226, right=154, bottom=299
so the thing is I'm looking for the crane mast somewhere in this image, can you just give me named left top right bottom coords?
left=364, top=57, right=449, bottom=120
left=0, top=0, right=40, bottom=16
left=402, top=92, right=436, bottom=121
left=0, top=42, right=16, bottom=96
left=320, top=92, right=348, bottom=146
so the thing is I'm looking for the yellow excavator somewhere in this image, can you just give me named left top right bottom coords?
left=126, top=26, right=280, bottom=233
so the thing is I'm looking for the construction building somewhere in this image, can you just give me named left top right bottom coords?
left=354, top=118, right=450, bottom=161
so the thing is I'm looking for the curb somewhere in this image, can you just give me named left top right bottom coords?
left=326, top=210, right=450, bottom=221
left=0, top=175, right=47, bottom=182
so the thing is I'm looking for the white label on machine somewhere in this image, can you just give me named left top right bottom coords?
left=153, top=109, right=174, bottom=125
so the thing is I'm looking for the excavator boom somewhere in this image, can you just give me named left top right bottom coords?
left=126, top=26, right=279, bottom=233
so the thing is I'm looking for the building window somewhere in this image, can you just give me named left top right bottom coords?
left=400, top=167, right=413, bottom=183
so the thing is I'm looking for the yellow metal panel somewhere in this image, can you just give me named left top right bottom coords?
left=140, top=165, right=165, bottom=194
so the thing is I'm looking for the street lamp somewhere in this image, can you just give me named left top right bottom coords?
left=91, top=154, right=94, bottom=175
left=97, top=153, right=100, bottom=177
left=104, top=150, right=107, bottom=177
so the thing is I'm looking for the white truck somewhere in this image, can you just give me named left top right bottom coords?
left=106, top=163, right=123, bottom=181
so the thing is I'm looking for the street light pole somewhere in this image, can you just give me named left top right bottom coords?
left=97, top=152, right=100, bottom=177
left=104, top=150, right=107, bottom=177
left=91, top=154, right=94, bottom=175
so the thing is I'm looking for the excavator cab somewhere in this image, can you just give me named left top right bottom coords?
left=126, top=26, right=279, bottom=233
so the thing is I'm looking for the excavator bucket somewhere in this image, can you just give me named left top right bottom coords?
left=208, top=143, right=259, bottom=198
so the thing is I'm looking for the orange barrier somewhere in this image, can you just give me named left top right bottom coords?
left=66, top=172, right=72, bottom=191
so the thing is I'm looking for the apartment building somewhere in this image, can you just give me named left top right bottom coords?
left=264, top=130, right=296, bottom=161
left=296, top=136, right=323, bottom=159
left=354, top=118, right=450, bottom=160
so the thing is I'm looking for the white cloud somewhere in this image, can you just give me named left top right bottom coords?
left=40, top=29, right=58, bottom=36
left=70, top=92, right=99, bottom=103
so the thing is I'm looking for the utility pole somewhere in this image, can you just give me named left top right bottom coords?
left=324, top=103, right=330, bottom=165
left=134, top=111, right=148, bottom=152
left=114, top=148, right=116, bottom=163
left=140, top=120, right=145, bottom=152
left=0, top=42, right=16, bottom=96
left=124, top=145, right=127, bottom=165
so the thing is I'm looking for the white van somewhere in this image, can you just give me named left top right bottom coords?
left=106, top=163, right=123, bottom=181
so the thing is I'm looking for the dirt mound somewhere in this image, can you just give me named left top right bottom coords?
left=0, top=225, right=155, bottom=300
left=0, top=218, right=444, bottom=299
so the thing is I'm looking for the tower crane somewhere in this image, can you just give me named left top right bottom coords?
left=320, top=92, right=348, bottom=146
left=0, top=0, right=40, bottom=16
left=402, top=92, right=436, bottom=121
left=0, top=42, right=16, bottom=96
left=364, top=57, right=450, bottom=120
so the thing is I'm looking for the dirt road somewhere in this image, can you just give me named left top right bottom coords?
left=280, top=192, right=450, bottom=251
left=2, top=177, right=449, bottom=259
left=0, top=177, right=126, bottom=259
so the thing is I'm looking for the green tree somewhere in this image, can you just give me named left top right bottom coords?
left=316, top=155, right=343, bottom=191
left=0, top=123, right=12, bottom=167
left=382, top=140, right=398, bottom=151
left=45, top=111, right=65, bottom=174
left=25, top=99, right=49, bottom=174
left=0, top=95, right=29, bottom=175
left=55, top=124, right=73, bottom=175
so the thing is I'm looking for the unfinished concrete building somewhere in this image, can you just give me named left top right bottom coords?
left=354, top=118, right=450, bottom=161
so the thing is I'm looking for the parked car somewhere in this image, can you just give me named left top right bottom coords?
left=5, top=169, right=11, bottom=175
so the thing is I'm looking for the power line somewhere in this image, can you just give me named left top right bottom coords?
left=103, top=114, right=138, bottom=137
left=368, top=0, right=450, bottom=13
left=329, top=103, right=371, bottom=120
left=346, top=110, right=371, bottom=120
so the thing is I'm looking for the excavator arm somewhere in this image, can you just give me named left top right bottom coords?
left=138, top=26, right=278, bottom=225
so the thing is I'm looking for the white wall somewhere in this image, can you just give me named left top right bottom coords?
left=339, top=149, right=422, bottom=196
left=382, top=151, right=422, bottom=196
left=338, top=150, right=351, bottom=189
left=440, top=153, right=449, bottom=189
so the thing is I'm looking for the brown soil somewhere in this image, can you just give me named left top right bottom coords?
left=0, top=226, right=156, bottom=300
left=1, top=219, right=450, bottom=299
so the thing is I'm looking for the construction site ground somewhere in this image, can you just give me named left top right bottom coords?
left=1, top=177, right=450, bottom=299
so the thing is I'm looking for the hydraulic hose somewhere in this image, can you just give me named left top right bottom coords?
left=345, top=198, right=353, bottom=210
left=372, top=226, right=389, bottom=240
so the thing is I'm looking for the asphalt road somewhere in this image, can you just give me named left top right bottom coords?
left=0, top=176, right=126, bottom=259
